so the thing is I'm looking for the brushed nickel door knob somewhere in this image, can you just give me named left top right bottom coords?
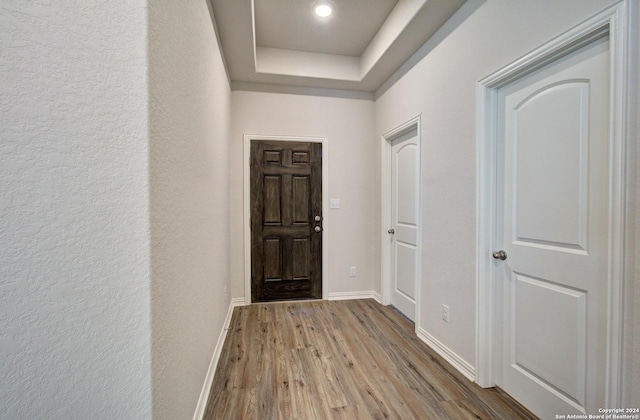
left=492, top=250, right=507, bottom=260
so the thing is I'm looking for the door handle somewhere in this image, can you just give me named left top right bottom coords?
left=388, top=229, right=395, bottom=234
left=314, top=226, right=322, bottom=233
left=492, top=250, right=507, bottom=260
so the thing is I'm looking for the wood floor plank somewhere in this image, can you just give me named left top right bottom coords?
left=440, top=397, right=493, bottom=419
left=339, top=301, right=451, bottom=418
left=331, top=404, right=372, bottom=420
left=274, top=343, right=293, bottom=420
left=332, top=328, right=409, bottom=419
left=203, top=299, right=537, bottom=420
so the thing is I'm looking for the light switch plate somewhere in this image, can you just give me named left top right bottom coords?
left=330, top=198, right=340, bottom=209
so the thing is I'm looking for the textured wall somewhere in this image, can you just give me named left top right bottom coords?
left=148, top=0, right=232, bottom=418
left=230, top=92, right=377, bottom=300
left=375, top=0, right=633, bottom=373
left=0, top=1, right=152, bottom=418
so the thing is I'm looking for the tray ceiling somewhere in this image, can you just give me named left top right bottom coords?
left=210, top=0, right=467, bottom=94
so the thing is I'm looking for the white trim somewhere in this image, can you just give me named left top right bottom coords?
left=475, top=2, right=628, bottom=407
left=243, top=135, right=329, bottom=303
left=228, top=297, right=246, bottom=307
left=381, top=134, right=392, bottom=307
left=416, top=326, right=476, bottom=382
left=231, top=82, right=375, bottom=101
left=380, top=115, right=422, bottom=328
left=604, top=1, right=628, bottom=406
left=192, top=298, right=246, bottom=420
left=372, top=291, right=383, bottom=304
left=327, top=291, right=382, bottom=302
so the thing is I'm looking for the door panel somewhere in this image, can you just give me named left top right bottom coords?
left=292, top=239, right=310, bottom=279
left=496, top=37, right=609, bottom=416
left=264, top=239, right=283, bottom=280
left=263, top=176, right=282, bottom=224
left=390, top=129, right=419, bottom=320
left=513, top=82, right=589, bottom=250
left=292, top=176, right=310, bottom=224
left=395, top=243, right=417, bottom=299
left=512, top=274, right=587, bottom=403
left=251, top=140, right=322, bottom=302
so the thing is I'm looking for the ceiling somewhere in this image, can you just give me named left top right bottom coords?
left=209, top=0, right=467, bottom=96
left=255, top=0, right=399, bottom=57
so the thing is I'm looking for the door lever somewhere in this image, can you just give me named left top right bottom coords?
left=387, top=229, right=395, bottom=234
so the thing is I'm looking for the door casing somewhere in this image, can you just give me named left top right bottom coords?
left=475, top=2, right=628, bottom=408
left=244, top=135, right=329, bottom=303
left=381, top=115, right=422, bottom=329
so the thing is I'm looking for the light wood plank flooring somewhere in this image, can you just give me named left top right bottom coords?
left=204, top=299, right=537, bottom=419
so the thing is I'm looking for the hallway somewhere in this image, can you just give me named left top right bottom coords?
left=2, top=1, right=638, bottom=418
left=205, top=300, right=536, bottom=419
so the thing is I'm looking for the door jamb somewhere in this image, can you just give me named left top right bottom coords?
left=475, top=2, right=628, bottom=408
left=381, top=115, right=422, bottom=328
left=244, top=134, right=329, bottom=303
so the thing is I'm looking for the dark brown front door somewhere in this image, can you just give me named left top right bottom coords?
left=250, top=140, right=322, bottom=302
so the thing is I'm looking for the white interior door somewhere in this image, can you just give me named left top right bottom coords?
left=495, top=36, right=610, bottom=417
left=389, top=128, right=419, bottom=321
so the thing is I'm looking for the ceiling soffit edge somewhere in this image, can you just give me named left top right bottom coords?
left=231, top=81, right=376, bottom=101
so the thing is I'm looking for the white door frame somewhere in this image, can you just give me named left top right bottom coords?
left=475, top=2, right=629, bottom=407
left=381, top=115, right=422, bottom=327
left=243, top=134, right=329, bottom=303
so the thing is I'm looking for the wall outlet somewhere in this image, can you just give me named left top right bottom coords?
left=442, top=304, right=450, bottom=323
left=349, top=266, right=357, bottom=277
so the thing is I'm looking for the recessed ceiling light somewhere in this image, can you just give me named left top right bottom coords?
left=314, top=3, right=333, bottom=17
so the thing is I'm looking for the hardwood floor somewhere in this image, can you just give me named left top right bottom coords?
left=204, top=299, right=537, bottom=419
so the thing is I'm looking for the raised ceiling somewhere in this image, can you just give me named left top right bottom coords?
left=210, top=0, right=467, bottom=95
left=255, top=0, right=398, bottom=57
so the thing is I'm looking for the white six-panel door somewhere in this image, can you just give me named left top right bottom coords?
left=389, top=128, right=419, bottom=321
left=495, top=36, right=610, bottom=417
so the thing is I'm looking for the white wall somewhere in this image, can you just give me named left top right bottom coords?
left=230, top=92, right=377, bottom=300
left=148, top=0, right=232, bottom=419
left=375, top=0, right=638, bottom=395
left=0, top=1, right=152, bottom=418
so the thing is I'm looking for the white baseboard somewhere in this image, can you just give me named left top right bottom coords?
left=372, top=291, right=383, bottom=304
left=229, top=297, right=246, bottom=307
left=192, top=297, right=246, bottom=420
left=327, top=291, right=382, bottom=302
left=416, top=326, right=476, bottom=382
